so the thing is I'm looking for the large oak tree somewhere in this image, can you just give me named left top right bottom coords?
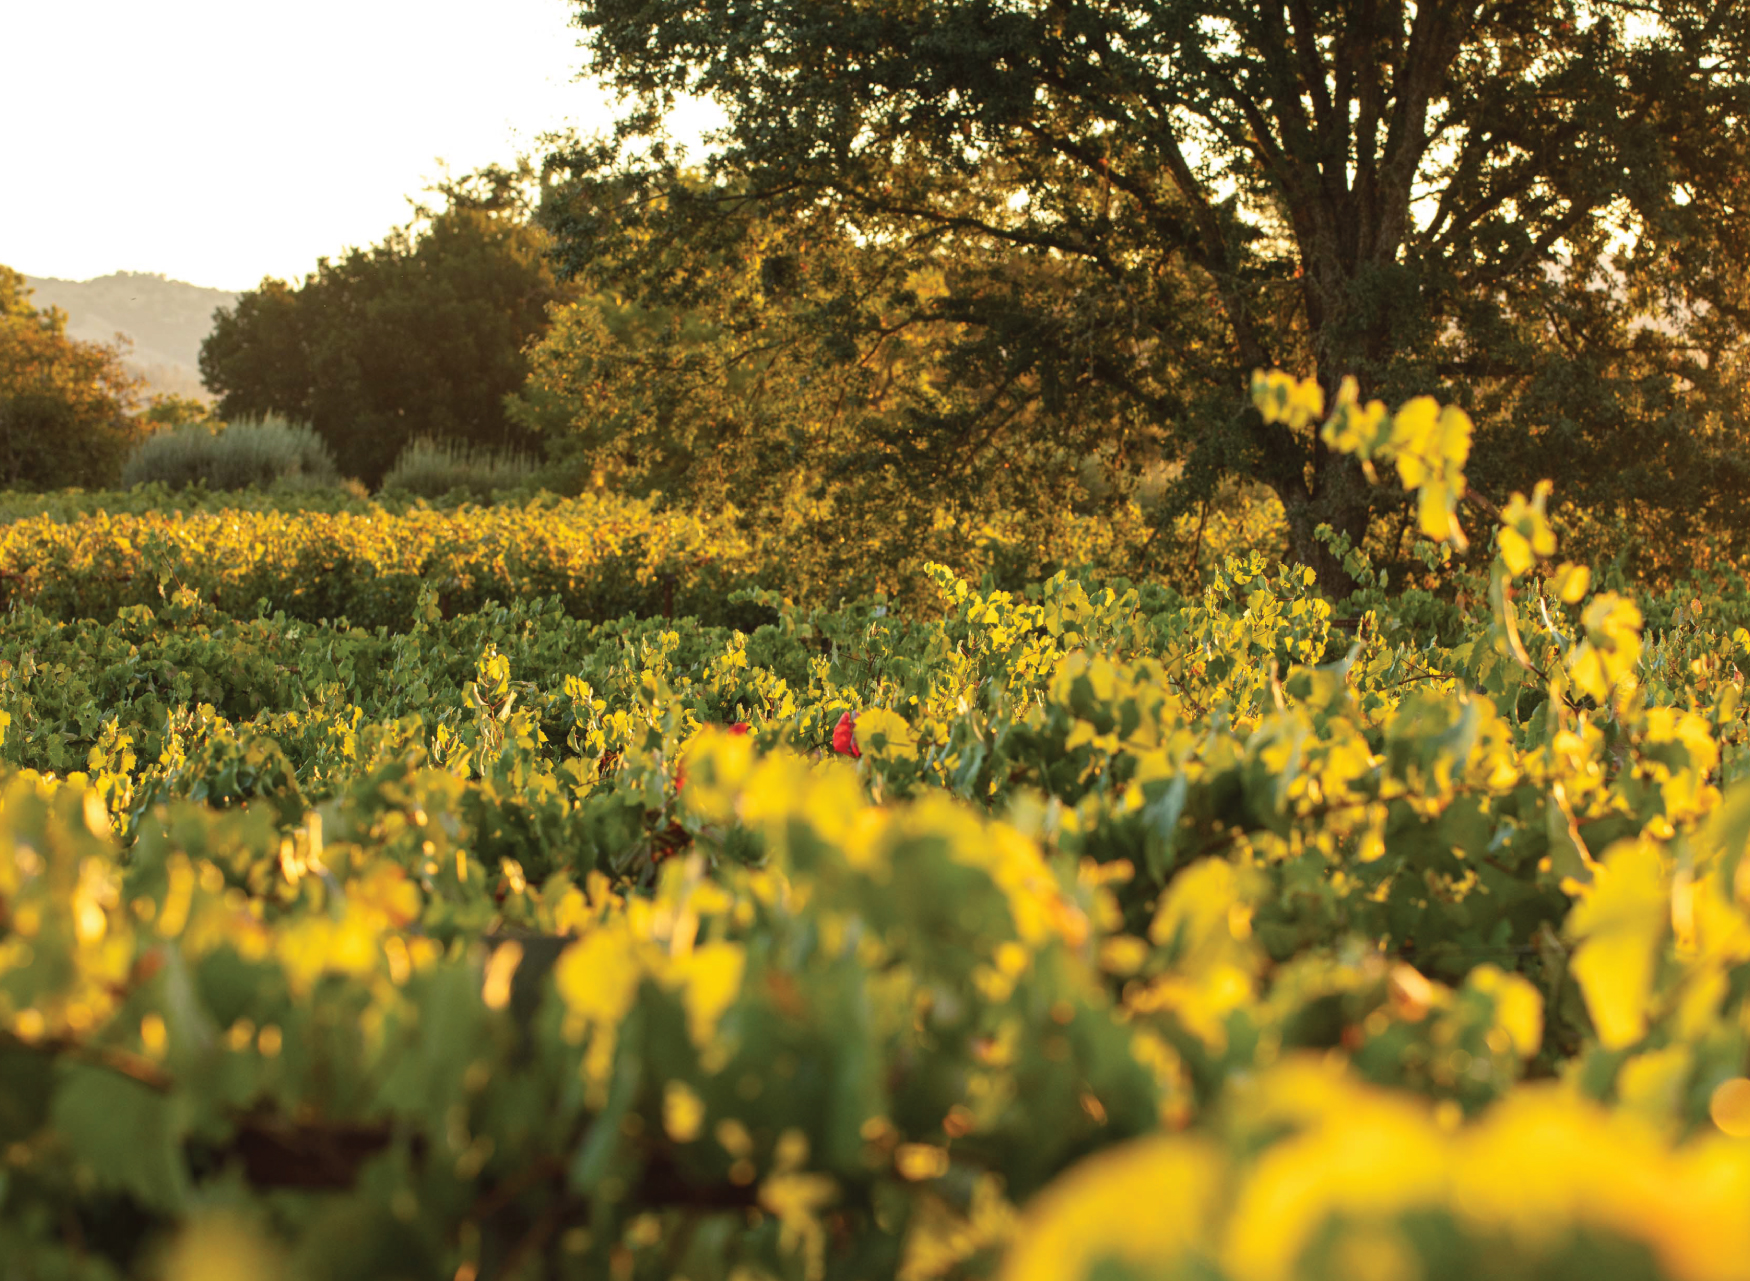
left=557, top=0, right=1750, bottom=589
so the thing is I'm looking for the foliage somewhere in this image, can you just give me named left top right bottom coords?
left=0, top=488, right=1271, bottom=629
left=0, top=265, right=145, bottom=489
left=516, top=177, right=1173, bottom=584
left=554, top=0, right=1750, bottom=592
left=381, top=436, right=539, bottom=502
left=199, top=166, right=573, bottom=486
left=0, top=485, right=541, bottom=527
left=120, top=415, right=341, bottom=492
left=10, top=378, right=1750, bottom=1277
left=135, top=394, right=220, bottom=432
left=0, top=493, right=759, bottom=630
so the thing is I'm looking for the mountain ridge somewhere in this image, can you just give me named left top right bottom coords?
left=20, top=270, right=239, bottom=402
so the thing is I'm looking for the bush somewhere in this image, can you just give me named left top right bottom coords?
left=120, top=415, right=340, bottom=491
left=379, top=434, right=538, bottom=500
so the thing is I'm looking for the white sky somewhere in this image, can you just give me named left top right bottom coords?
left=1, top=0, right=716, bottom=291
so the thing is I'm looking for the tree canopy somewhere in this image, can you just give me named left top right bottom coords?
left=557, top=0, right=1750, bottom=589
left=512, top=175, right=1151, bottom=589
left=0, top=267, right=143, bottom=489
left=200, top=166, right=571, bottom=487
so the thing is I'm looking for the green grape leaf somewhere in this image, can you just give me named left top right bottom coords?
left=51, top=1064, right=189, bottom=1212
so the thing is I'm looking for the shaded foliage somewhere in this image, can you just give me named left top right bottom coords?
left=557, top=0, right=1750, bottom=592
left=522, top=169, right=1195, bottom=592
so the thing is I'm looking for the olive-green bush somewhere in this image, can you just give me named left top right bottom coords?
left=120, top=415, right=340, bottom=491
left=379, top=434, right=538, bottom=500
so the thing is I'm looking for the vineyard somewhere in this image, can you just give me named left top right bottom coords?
left=0, top=489, right=1220, bottom=632
left=5, top=376, right=1750, bottom=1280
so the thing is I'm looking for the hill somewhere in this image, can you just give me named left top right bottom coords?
left=21, top=271, right=238, bottom=402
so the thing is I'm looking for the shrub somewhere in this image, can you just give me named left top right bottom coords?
left=379, top=434, right=538, bottom=500
left=120, top=415, right=340, bottom=491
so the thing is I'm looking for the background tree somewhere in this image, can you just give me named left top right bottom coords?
left=557, top=0, right=1750, bottom=591
left=201, top=165, right=572, bottom=486
left=519, top=169, right=1187, bottom=592
left=0, top=266, right=143, bottom=488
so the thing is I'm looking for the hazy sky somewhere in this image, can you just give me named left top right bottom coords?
left=2, top=0, right=715, bottom=291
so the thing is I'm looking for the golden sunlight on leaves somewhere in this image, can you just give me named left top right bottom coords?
left=1568, top=593, right=1645, bottom=702
left=1499, top=482, right=1556, bottom=577
left=1569, top=839, right=1669, bottom=1050
left=854, top=706, right=919, bottom=761
left=1000, top=1135, right=1222, bottom=1281
left=1552, top=561, right=1591, bottom=604
left=1251, top=369, right=1326, bottom=431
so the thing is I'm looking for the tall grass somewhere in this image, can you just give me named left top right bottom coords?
left=121, top=416, right=340, bottom=491
left=380, top=437, right=537, bottom=501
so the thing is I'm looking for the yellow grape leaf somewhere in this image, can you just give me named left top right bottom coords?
left=1417, top=481, right=1464, bottom=546
left=1250, top=369, right=1325, bottom=430
left=664, top=1080, right=706, bottom=1143
left=1567, top=593, right=1644, bottom=702
left=1467, top=964, right=1544, bottom=1057
left=1149, top=859, right=1254, bottom=955
left=1384, top=399, right=1472, bottom=549
left=1391, top=398, right=1469, bottom=477
left=1552, top=562, right=1591, bottom=604
left=554, top=925, right=641, bottom=1028
left=1498, top=484, right=1556, bottom=578
left=1568, top=838, right=1668, bottom=1049
left=1618, top=1044, right=1693, bottom=1119
left=673, top=940, right=746, bottom=1046
left=856, top=706, right=919, bottom=761
left=1389, top=396, right=1441, bottom=487
left=1498, top=526, right=1534, bottom=577
left=1222, top=1068, right=1446, bottom=1281
left=1320, top=375, right=1389, bottom=460
left=1000, top=1135, right=1222, bottom=1281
